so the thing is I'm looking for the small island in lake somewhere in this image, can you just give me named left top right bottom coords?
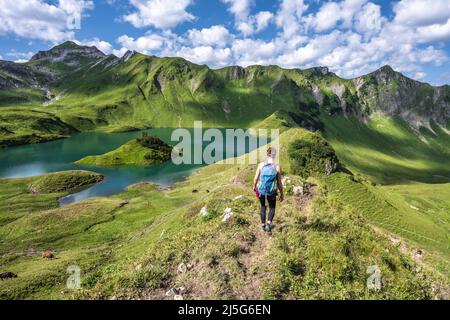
left=75, top=134, right=173, bottom=166
left=28, top=170, right=104, bottom=194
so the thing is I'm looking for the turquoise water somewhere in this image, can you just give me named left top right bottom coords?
left=0, top=129, right=258, bottom=204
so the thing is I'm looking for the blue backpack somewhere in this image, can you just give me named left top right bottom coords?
left=257, top=163, right=278, bottom=196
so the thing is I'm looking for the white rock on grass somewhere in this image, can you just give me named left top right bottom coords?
left=222, top=207, right=233, bottom=222
left=282, top=176, right=292, bottom=187
left=178, top=262, right=187, bottom=273
left=166, top=288, right=176, bottom=296
left=199, top=206, right=208, bottom=217
left=414, top=249, right=423, bottom=259
left=292, top=185, right=303, bottom=195
left=166, top=287, right=186, bottom=297
left=233, top=195, right=243, bottom=200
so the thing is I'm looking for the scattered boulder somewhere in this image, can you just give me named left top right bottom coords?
left=292, top=185, right=303, bottom=195
left=414, top=249, right=423, bottom=260
left=166, top=287, right=187, bottom=298
left=222, top=207, right=233, bottom=222
left=199, top=206, right=209, bottom=217
left=178, top=262, right=188, bottom=273
left=388, top=236, right=401, bottom=247
left=282, top=177, right=292, bottom=187
left=166, top=288, right=177, bottom=296
left=0, top=272, right=17, bottom=280
left=192, top=189, right=198, bottom=193
left=119, top=200, right=129, bottom=208
left=42, top=251, right=55, bottom=259
left=284, top=177, right=316, bottom=196
left=29, top=185, right=39, bottom=194
left=174, top=294, right=184, bottom=300
left=325, top=159, right=338, bottom=175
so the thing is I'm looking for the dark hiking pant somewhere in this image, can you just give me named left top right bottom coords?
left=259, top=194, right=276, bottom=224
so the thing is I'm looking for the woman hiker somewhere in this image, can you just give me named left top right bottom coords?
left=253, top=147, right=284, bottom=233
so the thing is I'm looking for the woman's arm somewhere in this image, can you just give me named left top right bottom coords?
left=276, top=165, right=284, bottom=202
left=253, top=164, right=261, bottom=190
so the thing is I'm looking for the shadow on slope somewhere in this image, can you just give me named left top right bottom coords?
left=321, top=115, right=450, bottom=184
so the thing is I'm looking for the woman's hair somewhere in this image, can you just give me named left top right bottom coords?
left=267, top=147, right=276, bottom=157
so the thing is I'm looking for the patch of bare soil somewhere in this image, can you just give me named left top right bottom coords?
left=232, top=218, right=272, bottom=299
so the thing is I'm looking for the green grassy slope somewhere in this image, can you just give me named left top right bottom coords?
left=1, top=51, right=326, bottom=144
left=1, top=44, right=449, bottom=159
left=0, top=128, right=447, bottom=299
left=28, top=171, right=104, bottom=194
left=321, top=114, right=450, bottom=277
left=322, top=115, right=450, bottom=184
left=323, top=173, right=449, bottom=276
left=75, top=138, right=171, bottom=166
left=0, top=170, right=103, bottom=227
left=45, top=54, right=316, bottom=131
left=0, top=109, right=77, bottom=147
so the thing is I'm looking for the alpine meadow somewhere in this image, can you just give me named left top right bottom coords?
left=0, top=20, right=449, bottom=300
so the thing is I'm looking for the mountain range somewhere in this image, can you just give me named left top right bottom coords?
left=0, top=41, right=449, bottom=299
left=0, top=41, right=449, bottom=147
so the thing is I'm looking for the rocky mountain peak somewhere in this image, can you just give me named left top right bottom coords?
left=120, top=50, right=137, bottom=63
left=377, top=64, right=394, bottom=73
left=30, top=41, right=105, bottom=63
left=368, top=65, right=401, bottom=84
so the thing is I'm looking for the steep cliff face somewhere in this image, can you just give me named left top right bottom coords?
left=353, top=65, right=450, bottom=128
left=0, top=60, right=41, bottom=89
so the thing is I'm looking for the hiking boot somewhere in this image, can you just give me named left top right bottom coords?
left=265, top=224, right=272, bottom=233
left=261, top=224, right=266, bottom=232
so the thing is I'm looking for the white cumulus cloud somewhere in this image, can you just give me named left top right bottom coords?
left=176, top=46, right=232, bottom=67
left=187, top=25, right=231, bottom=47
left=275, top=0, right=308, bottom=38
left=5, top=0, right=450, bottom=84
left=123, top=0, right=195, bottom=29
left=77, top=38, right=114, bottom=55
left=393, top=0, right=450, bottom=27
left=307, top=0, right=367, bottom=32
left=222, top=0, right=273, bottom=36
left=0, top=0, right=94, bottom=42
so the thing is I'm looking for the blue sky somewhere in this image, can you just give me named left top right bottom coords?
left=1, top=0, right=449, bottom=85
